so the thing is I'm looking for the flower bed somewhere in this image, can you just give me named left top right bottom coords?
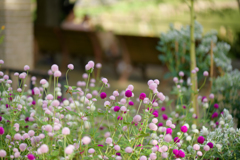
left=0, top=60, right=239, bottom=160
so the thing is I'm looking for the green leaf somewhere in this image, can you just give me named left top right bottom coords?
left=51, top=150, right=59, bottom=156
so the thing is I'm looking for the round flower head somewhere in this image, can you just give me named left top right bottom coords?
left=125, top=90, right=132, bottom=98
left=209, top=93, right=214, bottom=99
left=105, top=137, right=112, bottom=144
left=0, top=150, right=6, bottom=157
left=162, top=114, right=168, bottom=120
left=102, top=78, right=108, bottom=84
left=133, top=115, right=142, bottom=123
left=139, top=93, right=146, bottom=100
left=0, top=127, right=4, bottom=135
left=40, top=144, right=49, bottom=153
left=193, top=144, right=200, bottom=150
left=178, top=150, right=185, bottom=158
left=100, top=92, right=107, bottom=99
left=88, top=148, right=95, bottom=154
left=181, top=126, right=188, bottom=133
left=51, top=64, right=59, bottom=72
left=52, top=100, right=60, bottom=107
left=179, top=71, right=184, bottom=77
left=204, top=145, right=210, bottom=151
left=65, top=146, right=74, bottom=154
left=45, top=125, right=52, bottom=132
left=203, top=71, right=209, bottom=76
left=24, top=65, right=30, bottom=71
left=96, top=63, right=102, bottom=68
left=14, top=133, right=22, bottom=140
left=19, top=143, right=27, bottom=151
left=157, top=92, right=165, bottom=101
left=173, top=149, right=179, bottom=155
left=68, top=64, right=74, bottom=70
left=62, top=127, right=70, bottom=135
left=54, top=70, right=61, bottom=77
left=164, top=134, right=172, bottom=142
left=82, top=136, right=91, bottom=145
left=207, top=142, right=214, bottom=148
left=27, top=154, right=35, bottom=160
left=197, top=136, right=205, bottom=144
left=125, top=147, right=133, bottom=153
left=128, top=101, right=134, bottom=106
left=114, top=106, right=120, bottom=112
left=149, top=123, right=158, bottom=131
left=214, top=103, right=219, bottom=109
left=0, top=60, right=4, bottom=64
left=197, top=151, right=202, bottom=156
left=150, top=153, right=157, bottom=159
left=212, top=112, right=218, bottom=118
left=139, top=156, right=147, bottom=160
left=166, top=128, right=172, bottom=134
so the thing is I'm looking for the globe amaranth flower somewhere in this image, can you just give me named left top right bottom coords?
left=197, top=136, right=205, bottom=144
left=100, top=92, right=107, bottom=99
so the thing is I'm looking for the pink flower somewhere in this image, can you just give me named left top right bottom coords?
left=62, top=127, right=70, bottom=135
left=133, top=115, right=141, bottom=123
left=203, top=71, right=209, bottom=76
left=82, top=136, right=91, bottom=145
left=68, top=64, right=74, bottom=70
left=181, top=126, right=188, bottom=133
left=125, top=147, right=133, bottom=153
left=125, top=90, right=132, bottom=98
left=24, top=65, right=30, bottom=71
left=51, top=64, right=59, bottom=72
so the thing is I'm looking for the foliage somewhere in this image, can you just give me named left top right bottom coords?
left=0, top=60, right=239, bottom=159
left=157, top=21, right=231, bottom=80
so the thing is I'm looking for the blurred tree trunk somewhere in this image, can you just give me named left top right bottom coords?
left=190, top=0, right=199, bottom=124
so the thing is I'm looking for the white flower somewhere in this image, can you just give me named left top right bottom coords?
left=201, top=126, right=208, bottom=135
left=192, top=124, right=197, bottom=129
left=220, top=121, right=225, bottom=125
left=203, top=103, right=209, bottom=108
left=186, top=136, right=192, bottom=141
left=216, top=144, right=222, bottom=150
left=192, top=129, right=199, bottom=134
left=229, top=128, right=235, bottom=133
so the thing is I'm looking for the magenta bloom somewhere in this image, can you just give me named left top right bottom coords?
left=207, top=142, right=214, bottom=148
left=214, top=103, right=219, bottom=109
left=139, top=93, right=146, bottom=100
left=162, top=114, right=168, bottom=120
left=25, top=117, right=29, bottom=122
left=100, top=92, right=107, bottom=99
left=173, top=149, right=179, bottom=155
left=166, top=128, right=172, bottom=134
left=6, top=104, right=9, bottom=108
left=182, top=106, right=186, bottom=109
left=116, top=152, right=121, bottom=156
left=153, top=112, right=159, bottom=118
left=216, top=121, right=219, bottom=126
left=31, top=89, right=35, bottom=95
left=181, top=126, right=188, bottom=133
left=158, top=122, right=163, bottom=127
left=114, top=106, right=120, bottom=112
left=128, top=101, right=134, bottom=106
left=178, top=150, right=185, bottom=158
left=0, top=116, right=2, bottom=121
left=212, top=112, right=218, bottom=118
left=174, top=137, right=180, bottom=143
left=117, top=116, right=123, bottom=120
left=27, top=154, right=35, bottom=160
left=32, top=100, right=36, bottom=105
left=201, top=96, right=207, bottom=102
left=197, top=136, right=205, bottom=144
left=125, top=90, right=132, bottom=98
left=161, top=107, right=166, bottom=111
left=98, top=144, right=104, bottom=147
left=0, top=127, right=4, bottom=135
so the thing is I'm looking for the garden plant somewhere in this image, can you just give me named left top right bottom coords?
left=0, top=60, right=239, bottom=160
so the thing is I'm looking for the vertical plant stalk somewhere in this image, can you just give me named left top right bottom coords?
left=175, top=41, right=179, bottom=72
left=210, top=41, right=214, bottom=89
left=190, top=0, right=199, bottom=123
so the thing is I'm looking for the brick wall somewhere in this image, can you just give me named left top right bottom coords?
left=0, top=0, right=33, bottom=69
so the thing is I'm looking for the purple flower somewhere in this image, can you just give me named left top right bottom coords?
left=113, top=106, right=120, bottom=112
left=117, top=116, right=123, bottom=120
left=0, top=127, right=4, bottom=135
left=162, top=114, right=168, bottom=120
left=139, top=93, right=146, bottom=100
left=201, top=96, right=207, bottom=102
left=27, top=154, right=35, bottom=160
left=216, top=121, right=219, bottom=126
left=197, top=136, right=205, bottom=144
left=128, top=101, right=134, bottom=106
left=161, top=107, right=166, bottom=112
left=125, top=90, right=132, bottom=98
left=174, top=137, right=180, bottom=143
left=173, top=149, right=179, bottom=155
left=153, top=112, right=158, bottom=118
left=5, top=104, right=9, bottom=108
left=32, top=101, right=36, bottom=105
left=100, top=92, right=107, bottom=99
left=182, top=106, right=186, bottom=109
left=0, top=116, right=2, bottom=121
left=178, top=150, right=185, bottom=158
left=116, top=152, right=121, bottom=156
left=212, top=112, right=218, bottom=119
left=25, top=117, right=29, bottom=122
left=158, top=122, right=163, bottom=127
left=98, top=144, right=104, bottom=147
left=166, top=128, right=172, bottom=134
left=31, top=89, right=35, bottom=95
left=181, top=126, right=188, bottom=133
left=214, top=103, right=219, bottom=109
left=207, top=142, right=214, bottom=148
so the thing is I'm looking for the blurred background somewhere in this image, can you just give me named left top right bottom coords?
left=0, top=0, right=239, bottom=96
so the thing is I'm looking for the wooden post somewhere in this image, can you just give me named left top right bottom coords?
left=210, top=41, right=214, bottom=89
